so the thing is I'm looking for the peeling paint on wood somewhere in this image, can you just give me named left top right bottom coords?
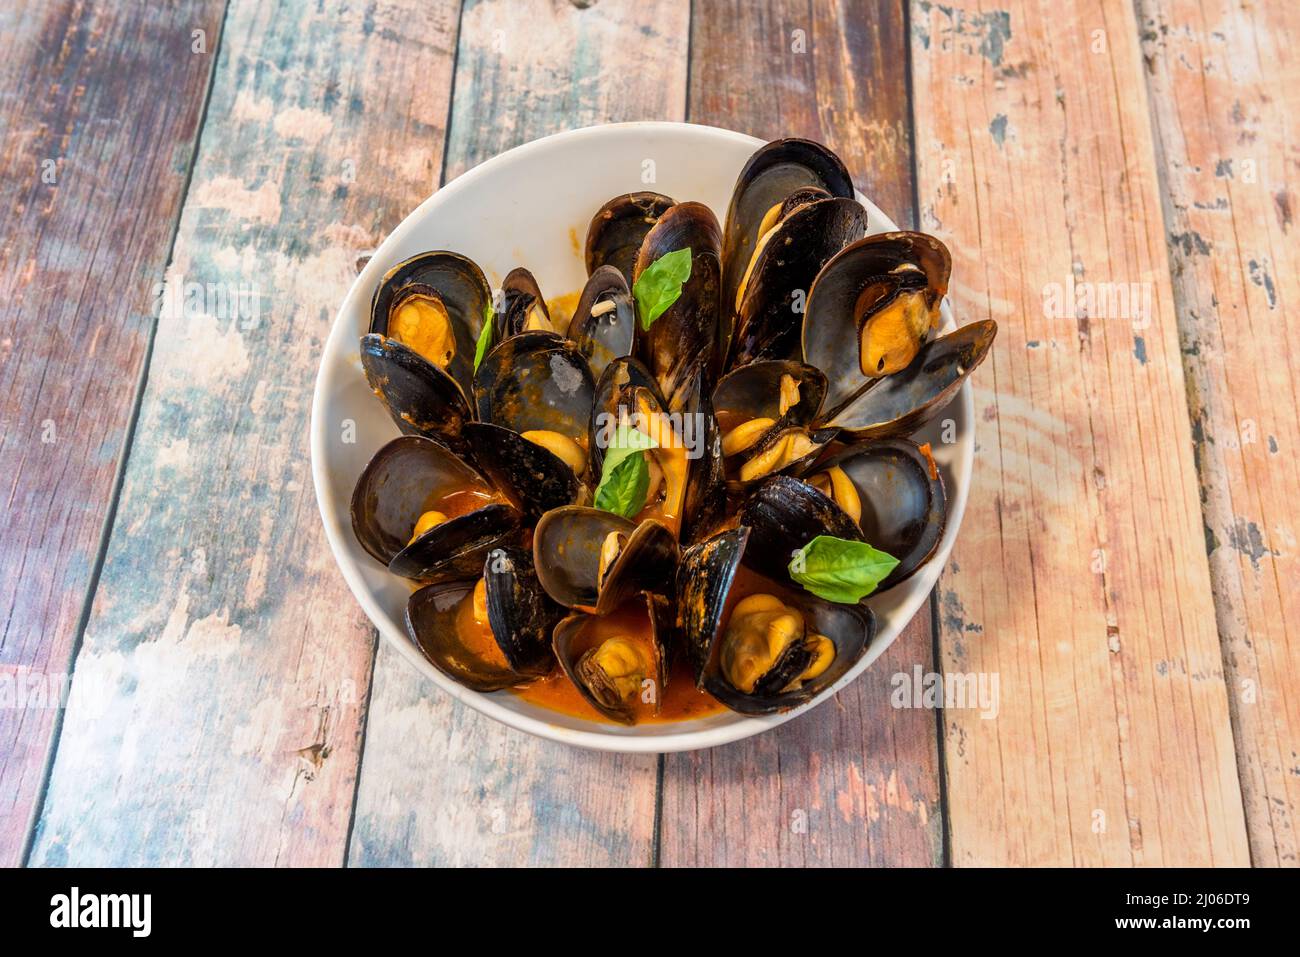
left=912, top=0, right=1250, bottom=865
left=27, top=0, right=462, bottom=866
left=0, top=0, right=225, bottom=867
left=1139, top=0, right=1300, bottom=867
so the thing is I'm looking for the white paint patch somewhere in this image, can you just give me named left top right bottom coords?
left=272, top=105, right=334, bottom=144
left=231, top=90, right=274, bottom=124
left=191, top=175, right=282, bottom=224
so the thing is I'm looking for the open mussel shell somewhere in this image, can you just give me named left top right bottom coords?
left=532, top=506, right=678, bottom=613
left=736, top=475, right=863, bottom=585
left=406, top=548, right=561, bottom=692
left=714, top=359, right=827, bottom=433
left=483, top=546, right=566, bottom=676
left=553, top=592, right=673, bottom=724
left=462, top=422, right=582, bottom=522
left=726, top=424, right=838, bottom=491
left=585, top=191, right=676, bottom=285
left=588, top=355, right=663, bottom=476
left=803, top=439, right=947, bottom=590
left=359, top=334, right=473, bottom=453
left=474, top=330, right=596, bottom=457
left=818, top=319, right=997, bottom=440
left=673, top=366, right=727, bottom=544
left=803, top=231, right=953, bottom=406
left=496, top=267, right=557, bottom=340
left=721, top=138, right=855, bottom=332
left=566, top=265, right=636, bottom=381
left=353, top=436, right=509, bottom=572
left=729, top=196, right=868, bottom=366
left=633, top=201, right=723, bottom=402
left=369, top=250, right=490, bottom=399
left=677, top=526, right=876, bottom=715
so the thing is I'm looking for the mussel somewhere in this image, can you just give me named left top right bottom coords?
left=567, top=265, right=636, bottom=381
left=677, top=526, right=876, bottom=715
left=633, top=201, right=724, bottom=405
left=721, top=139, right=856, bottom=341
left=585, top=191, right=676, bottom=286
left=361, top=251, right=491, bottom=451
left=728, top=195, right=868, bottom=366
left=532, top=506, right=677, bottom=614
left=473, top=330, right=596, bottom=482
left=495, top=267, right=558, bottom=340
left=407, top=546, right=564, bottom=691
left=553, top=592, right=673, bottom=724
left=350, top=436, right=521, bottom=582
left=712, top=359, right=835, bottom=488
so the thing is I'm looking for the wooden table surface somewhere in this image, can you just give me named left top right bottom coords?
left=2, top=0, right=1295, bottom=868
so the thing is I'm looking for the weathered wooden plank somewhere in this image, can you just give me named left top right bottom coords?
left=0, top=0, right=225, bottom=866
left=347, top=0, right=688, bottom=867
left=1138, top=0, right=1300, bottom=867
left=659, top=0, right=944, bottom=867
left=911, top=0, right=1249, bottom=865
left=26, top=0, right=462, bottom=866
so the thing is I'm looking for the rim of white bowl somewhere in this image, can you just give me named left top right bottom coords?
left=310, top=120, right=974, bottom=753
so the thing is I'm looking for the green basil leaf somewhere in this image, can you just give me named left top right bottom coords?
left=473, top=300, right=494, bottom=372
left=593, top=425, right=658, bottom=518
left=788, top=535, right=900, bottom=604
left=595, top=452, right=650, bottom=518
left=633, top=247, right=692, bottom=331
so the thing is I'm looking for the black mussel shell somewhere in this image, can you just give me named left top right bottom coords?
left=474, top=330, right=596, bottom=443
left=588, top=355, right=664, bottom=476
left=532, top=506, right=677, bottom=612
left=729, top=196, right=868, bottom=366
left=405, top=580, right=518, bottom=692
left=736, top=475, right=863, bottom=584
left=567, top=265, right=636, bottom=381
left=803, top=231, right=953, bottom=408
left=359, top=334, right=473, bottom=453
left=803, top=439, right=946, bottom=591
left=818, top=319, right=996, bottom=439
left=585, top=191, right=676, bottom=285
left=350, top=435, right=492, bottom=565
left=553, top=592, right=673, bottom=724
left=721, top=139, right=855, bottom=334
left=497, top=267, right=557, bottom=340
left=369, top=251, right=490, bottom=399
left=672, top=365, right=727, bottom=544
left=714, top=359, right=827, bottom=433
left=389, top=502, right=521, bottom=582
left=462, top=422, right=582, bottom=522
left=633, top=202, right=724, bottom=402
left=483, top=545, right=565, bottom=676
left=677, top=526, right=875, bottom=715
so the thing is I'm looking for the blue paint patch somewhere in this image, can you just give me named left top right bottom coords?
left=1133, top=335, right=1147, bottom=365
left=989, top=113, right=1008, bottom=146
left=1026, top=339, right=1040, bottom=348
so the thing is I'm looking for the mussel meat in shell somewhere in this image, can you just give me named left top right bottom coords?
left=474, top=330, right=596, bottom=479
left=728, top=195, right=869, bottom=366
left=585, top=191, right=676, bottom=286
left=713, top=359, right=835, bottom=488
left=350, top=435, right=522, bottom=583
left=721, top=138, right=856, bottom=340
left=532, top=506, right=677, bottom=613
left=407, top=547, right=564, bottom=692
left=348, top=135, right=997, bottom=726
left=496, top=267, right=558, bottom=340
left=553, top=592, right=673, bottom=724
left=677, top=526, right=876, bottom=715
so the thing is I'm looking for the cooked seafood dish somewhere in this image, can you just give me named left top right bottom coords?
left=350, top=138, right=996, bottom=725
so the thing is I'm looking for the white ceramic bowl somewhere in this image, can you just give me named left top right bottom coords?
left=311, top=121, right=972, bottom=753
